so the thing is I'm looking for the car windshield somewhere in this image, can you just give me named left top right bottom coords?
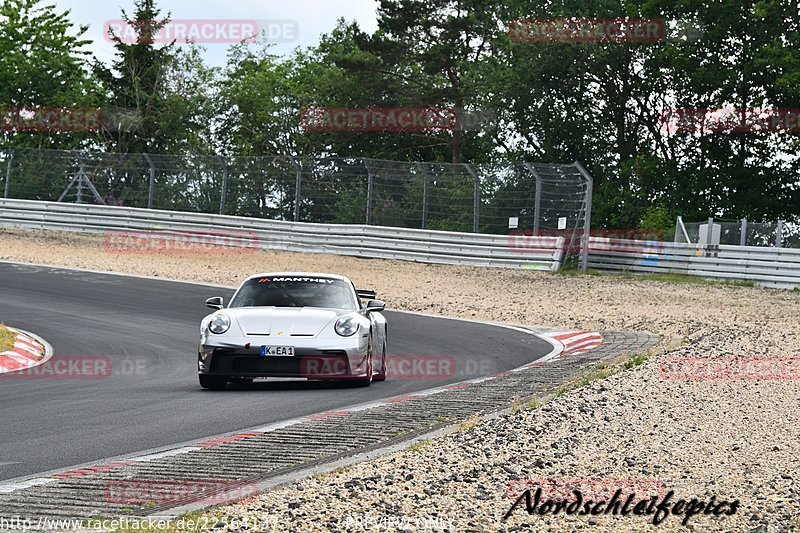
left=229, top=277, right=357, bottom=310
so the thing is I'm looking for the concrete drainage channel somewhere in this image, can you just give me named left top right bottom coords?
left=0, top=330, right=659, bottom=522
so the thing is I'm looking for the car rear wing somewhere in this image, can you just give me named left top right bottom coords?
left=356, top=289, right=377, bottom=300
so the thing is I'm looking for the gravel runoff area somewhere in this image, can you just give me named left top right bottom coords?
left=2, top=228, right=800, bottom=531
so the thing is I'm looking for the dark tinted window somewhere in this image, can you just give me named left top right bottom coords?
left=230, top=277, right=357, bottom=310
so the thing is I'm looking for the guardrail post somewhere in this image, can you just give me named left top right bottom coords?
left=463, top=163, right=480, bottom=233
left=573, top=161, right=593, bottom=272
left=416, top=162, right=429, bottom=229
left=143, top=153, right=155, bottom=209
left=706, top=217, right=714, bottom=247
left=776, top=219, right=783, bottom=248
left=740, top=218, right=747, bottom=246
left=3, top=150, right=12, bottom=199
left=364, top=159, right=373, bottom=225
left=217, top=156, right=228, bottom=215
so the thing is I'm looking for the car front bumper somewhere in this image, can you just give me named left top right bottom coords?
left=197, top=336, right=370, bottom=379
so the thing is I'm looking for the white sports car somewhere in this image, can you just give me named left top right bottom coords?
left=198, top=273, right=387, bottom=389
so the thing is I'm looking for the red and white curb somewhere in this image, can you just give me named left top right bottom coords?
left=542, top=330, right=604, bottom=360
left=0, top=327, right=52, bottom=374
left=0, top=324, right=606, bottom=495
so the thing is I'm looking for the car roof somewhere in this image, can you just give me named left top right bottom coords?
left=245, top=272, right=352, bottom=283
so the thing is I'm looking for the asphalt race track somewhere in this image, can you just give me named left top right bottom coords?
left=0, top=262, right=552, bottom=481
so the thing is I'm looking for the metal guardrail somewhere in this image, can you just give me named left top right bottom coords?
left=0, top=199, right=566, bottom=271
left=587, top=237, right=800, bottom=288
left=3, top=199, right=796, bottom=286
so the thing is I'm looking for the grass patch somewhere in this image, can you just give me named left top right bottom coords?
left=640, top=273, right=755, bottom=287
left=624, top=352, right=649, bottom=369
left=406, top=439, right=432, bottom=452
left=550, top=361, right=617, bottom=399
left=0, top=325, right=15, bottom=352
left=457, top=417, right=479, bottom=432
left=572, top=361, right=614, bottom=388
left=511, top=396, right=542, bottom=413
left=554, top=268, right=755, bottom=288
left=311, top=464, right=351, bottom=481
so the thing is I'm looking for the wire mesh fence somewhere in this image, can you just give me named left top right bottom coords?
left=675, top=216, right=798, bottom=248
left=0, top=148, right=593, bottom=239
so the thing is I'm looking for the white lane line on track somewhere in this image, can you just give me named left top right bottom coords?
left=0, top=261, right=574, bottom=492
left=0, top=320, right=564, bottom=490
left=0, top=260, right=236, bottom=290
left=127, top=447, right=202, bottom=462
left=0, top=478, right=56, bottom=493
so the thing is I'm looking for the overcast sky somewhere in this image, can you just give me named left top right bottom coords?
left=52, top=0, right=380, bottom=67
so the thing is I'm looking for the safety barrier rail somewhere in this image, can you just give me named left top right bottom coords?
left=0, top=199, right=566, bottom=271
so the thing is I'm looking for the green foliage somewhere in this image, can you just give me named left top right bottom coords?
left=0, top=324, right=15, bottom=352
left=406, top=439, right=432, bottom=452
left=0, top=0, right=99, bottom=149
left=638, top=206, right=674, bottom=233
left=2, top=0, right=798, bottom=230
left=625, top=353, right=648, bottom=369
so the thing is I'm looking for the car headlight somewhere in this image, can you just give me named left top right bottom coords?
left=334, top=316, right=358, bottom=337
left=208, top=313, right=230, bottom=334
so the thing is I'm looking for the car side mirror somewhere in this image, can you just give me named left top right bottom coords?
left=206, top=296, right=224, bottom=310
left=364, top=299, right=385, bottom=313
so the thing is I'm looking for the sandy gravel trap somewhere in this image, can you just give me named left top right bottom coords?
left=1, top=228, right=799, bottom=532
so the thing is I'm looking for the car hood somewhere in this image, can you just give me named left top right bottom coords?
left=227, top=307, right=346, bottom=337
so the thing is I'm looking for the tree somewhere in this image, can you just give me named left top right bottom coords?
left=94, top=0, right=175, bottom=154
left=0, top=0, right=98, bottom=150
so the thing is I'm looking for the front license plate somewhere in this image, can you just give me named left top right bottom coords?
left=261, top=345, right=295, bottom=357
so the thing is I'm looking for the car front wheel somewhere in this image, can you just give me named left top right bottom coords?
left=374, top=340, right=387, bottom=382
left=353, top=337, right=373, bottom=387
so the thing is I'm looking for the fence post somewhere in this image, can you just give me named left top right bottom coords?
left=463, top=163, right=480, bottom=233
left=291, top=157, right=303, bottom=222
left=364, top=159, right=373, bottom=225
left=416, top=162, right=429, bottom=229
left=3, top=150, right=12, bottom=199
left=76, top=162, right=85, bottom=204
left=706, top=217, right=714, bottom=247
left=143, top=153, right=155, bottom=209
left=776, top=219, right=783, bottom=248
left=523, top=162, right=543, bottom=233
left=740, top=218, right=747, bottom=246
left=573, top=161, right=593, bottom=272
left=217, top=156, right=228, bottom=215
